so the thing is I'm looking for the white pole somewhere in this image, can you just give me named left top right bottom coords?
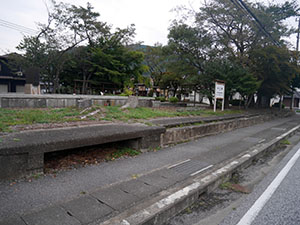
left=222, top=98, right=225, bottom=111
left=214, top=97, right=217, bottom=112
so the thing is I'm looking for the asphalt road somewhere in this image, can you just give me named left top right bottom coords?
left=220, top=134, right=300, bottom=225
left=1, top=115, right=300, bottom=222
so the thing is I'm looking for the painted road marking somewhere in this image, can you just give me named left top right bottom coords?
left=236, top=146, right=300, bottom=225
left=190, top=165, right=213, bottom=176
left=168, top=159, right=191, bottom=169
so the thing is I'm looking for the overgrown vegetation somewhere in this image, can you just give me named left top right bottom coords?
left=0, top=106, right=242, bottom=132
left=105, top=148, right=141, bottom=161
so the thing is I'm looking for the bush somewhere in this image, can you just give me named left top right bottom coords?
left=155, top=96, right=166, bottom=102
left=120, top=89, right=133, bottom=96
left=148, top=89, right=154, bottom=97
left=169, top=97, right=179, bottom=103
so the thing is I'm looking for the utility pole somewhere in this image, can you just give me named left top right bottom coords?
left=292, top=18, right=300, bottom=109
left=296, top=17, right=300, bottom=53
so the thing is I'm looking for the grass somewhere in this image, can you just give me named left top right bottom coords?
left=101, top=106, right=241, bottom=122
left=0, top=107, right=81, bottom=132
left=219, top=181, right=233, bottom=190
left=280, top=139, right=291, bottom=145
left=105, top=148, right=141, bottom=161
left=0, top=106, right=242, bottom=132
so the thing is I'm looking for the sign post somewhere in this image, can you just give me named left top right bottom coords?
left=214, top=81, right=225, bottom=112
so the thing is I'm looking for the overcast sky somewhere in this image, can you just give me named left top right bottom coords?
left=0, top=0, right=298, bottom=54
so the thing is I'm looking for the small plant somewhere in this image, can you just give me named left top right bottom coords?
left=105, top=148, right=141, bottom=161
left=280, top=139, right=291, bottom=145
left=219, top=181, right=233, bottom=190
left=155, top=96, right=166, bottom=102
left=169, top=97, right=179, bottom=103
left=31, top=172, right=43, bottom=180
left=120, top=88, right=133, bottom=96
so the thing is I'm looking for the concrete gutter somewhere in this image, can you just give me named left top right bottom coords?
left=100, top=124, right=300, bottom=225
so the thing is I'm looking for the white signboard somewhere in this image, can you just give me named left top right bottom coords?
left=214, top=82, right=225, bottom=112
left=215, top=82, right=225, bottom=99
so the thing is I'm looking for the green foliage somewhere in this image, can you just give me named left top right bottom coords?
left=155, top=97, right=166, bottom=102
left=169, top=97, right=179, bottom=103
left=250, top=45, right=297, bottom=106
left=120, top=89, right=133, bottom=96
left=0, top=108, right=80, bottom=132
left=0, top=106, right=242, bottom=132
left=219, top=182, right=233, bottom=190
left=165, top=0, right=299, bottom=108
left=105, top=148, right=141, bottom=161
left=280, top=139, right=291, bottom=145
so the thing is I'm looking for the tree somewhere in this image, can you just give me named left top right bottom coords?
left=197, top=0, right=298, bottom=61
left=143, top=44, right=167, bottom=88
left=166, top=0, right=298, bottom=107
left=17, top=1, right=110, bottom=93
left=200, top=59, right=259, bottom=107
left=89, top=36, right=147, bottom=92
left=249, top=45, right=298, bottom=107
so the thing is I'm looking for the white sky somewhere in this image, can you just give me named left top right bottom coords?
left=0, top=0, right=298, bottom=54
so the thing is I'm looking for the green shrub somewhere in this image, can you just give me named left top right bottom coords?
left=155, top=96, right=166, bottom=102
left=120, top=89, right=133, bottom=96
left=169, top=97, right=179, bottom=103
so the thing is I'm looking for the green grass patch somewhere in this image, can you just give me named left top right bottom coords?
left=0, top=107, right=81, bottom=132
left=105, top=148, right=141, bottom=161
left=219, top=182, right=233, bottom=190
left=0, top=105, right=242, bottom=132
left=102, top=106, right=241, bottom=122
left=280, top=139, right=291, bottom=145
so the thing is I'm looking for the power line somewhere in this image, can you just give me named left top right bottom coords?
left=0, top=19, right=38, bottom=35
left=296, top=17, right=300, bottom=52
left=229, top=0, right=280, bottom=46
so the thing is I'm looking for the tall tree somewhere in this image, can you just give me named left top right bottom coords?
left=249, top=45, right=298, bottom=107
left=17, top=1, right=110, bottom=93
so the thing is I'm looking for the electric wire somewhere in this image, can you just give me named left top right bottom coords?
left=229, top=0, right=280, bottom=46
left=0, top=19, right=38, bottom=35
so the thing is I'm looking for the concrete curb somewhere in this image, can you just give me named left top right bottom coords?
left=99, top=124, right=300, bottom=225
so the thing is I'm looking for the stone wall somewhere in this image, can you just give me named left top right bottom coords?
left=0, top=94, right=154, bottom=108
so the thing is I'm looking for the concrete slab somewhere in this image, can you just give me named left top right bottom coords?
left=0, top=123, right=165, bottom=179
left=139, top=169, right=184, bottom=189
left=61, top=195, right=112, bottom=224
left=22, top=206, right=80, bottom=225
left=118, top=179, right=161, bottom=199
left=92, top=186, right=139, bottom=211
left=0, top=217, right=26, bottom=225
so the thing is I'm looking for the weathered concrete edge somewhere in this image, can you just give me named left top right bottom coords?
left=150, top=113, right=252, bottom=128
left=161, top=115, right=269, bottom=146
left=99, top=124, right=300, bottom=225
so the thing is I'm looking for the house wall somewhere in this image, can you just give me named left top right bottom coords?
left=0, top=57, right=26, bottom=93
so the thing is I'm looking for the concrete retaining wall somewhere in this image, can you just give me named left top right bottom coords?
left=0, top=94, right=154, bottom=108
left=161, top=115, right=271, bottom=146
left=0, top=124, right=165, bottom=180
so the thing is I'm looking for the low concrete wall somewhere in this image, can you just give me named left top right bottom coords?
left=0, top=94, right=154, bottom=108
left=0, top=124, right=165, bottom=180
left=161, top=115, right=271, bottom=146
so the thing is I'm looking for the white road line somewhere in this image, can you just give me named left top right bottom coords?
left=190, top=165, right=213, bottom=176
left=258, top=139, right=265, bottom=144
left=168, top=159, right=191, bottom=169
left=236, top=146, right=300, bottom=225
